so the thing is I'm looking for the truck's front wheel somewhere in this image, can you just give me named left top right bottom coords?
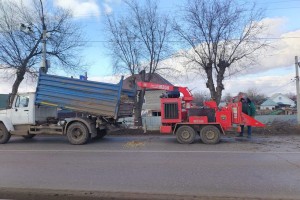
left=0, top=123, right=11, bottom=144
left=67, top=122, right=90, bottom=145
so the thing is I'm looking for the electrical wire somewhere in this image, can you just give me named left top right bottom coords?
left=264, top=79, right=295, bottom=94
left=70, top=5, right=300, bottom=19
left=73, top=36, right=300, bottom=43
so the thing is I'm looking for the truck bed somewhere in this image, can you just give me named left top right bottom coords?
left=35, top=73, right=135, bottom=119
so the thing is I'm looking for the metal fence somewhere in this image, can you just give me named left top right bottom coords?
left=119, top=116, right=161, bottom=131
left=255, top=115, right=297, bottom=125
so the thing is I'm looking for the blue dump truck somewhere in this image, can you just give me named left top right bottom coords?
left=0, top=73, right=135, bottom=145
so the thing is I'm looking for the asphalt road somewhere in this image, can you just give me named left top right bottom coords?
left=0, top=134, right=300, bottom=200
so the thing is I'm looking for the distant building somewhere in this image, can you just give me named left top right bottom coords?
left=123, top=73, right=173, bottom=116
left=260, top=99, right=278, bottom=110
left=260, top=93, right=295, bottom=110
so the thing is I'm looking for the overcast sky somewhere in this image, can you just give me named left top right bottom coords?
left=0, top=0, right=300, bottom=97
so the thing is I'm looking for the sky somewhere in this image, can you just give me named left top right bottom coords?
left=0, top=0, right=300, bottom=98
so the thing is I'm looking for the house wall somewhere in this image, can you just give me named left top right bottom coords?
left=142, top=90, right=164, bottom=115
left=272, top=94, right=295, bottom=107
left=260, top=105, right=275, bottom=110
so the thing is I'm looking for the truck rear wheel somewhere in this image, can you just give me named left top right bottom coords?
left=0, top=123, right=11, bottom=144
left=176, top=125, right=196, bottom=144
left=200, top=125, right=220, bottom=144
left=67, top=122, right=90, bottom=145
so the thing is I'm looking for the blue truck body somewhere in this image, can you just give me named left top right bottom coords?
left=35, top=73, right=135, bottom=119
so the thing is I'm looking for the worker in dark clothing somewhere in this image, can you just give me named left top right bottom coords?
left=238, top=97, right=256, bottom=138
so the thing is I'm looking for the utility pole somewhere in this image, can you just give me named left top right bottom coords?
left=39, top=0, right=48, bottom=74
left=42, top=23, right=47, bottom=73
left=295, top=56, right=300, bottom=125
left=20, top=21, right=48, bottom=74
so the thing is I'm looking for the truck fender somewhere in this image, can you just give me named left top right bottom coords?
left=64, top=118, right=97, bottom=137
left=209, top=124, right=225, bottom=135
left=0, top=118, right=14, bottom=132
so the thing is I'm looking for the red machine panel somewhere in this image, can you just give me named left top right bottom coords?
left=161, top=98, right=182, bottom=124
left=189, top=116, right=208, bottom=124
left=203, top=101, right=218, bottom=110
left=216, top=111, right=232, bottom=130
left=160, top=125, right=172, bottom=134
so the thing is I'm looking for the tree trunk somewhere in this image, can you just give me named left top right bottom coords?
left=9, top=67, right=26, bottom=108
left=134, top=88, right=146, bottom=127
left=215, top=61, right=228, bottom=105
left=205, top=62, right=228, bottom=105
left=205, top=64, right=217, bottom=103
left=133, top=70, right=146, bottom=127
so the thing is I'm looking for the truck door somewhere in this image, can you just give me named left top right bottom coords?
left=11, top=94, right=30, bottom=125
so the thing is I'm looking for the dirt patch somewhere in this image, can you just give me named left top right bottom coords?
left=0, top=187, right=278, bottom=200
left=123, top=141, right=146, bottom=148
left=109, top=129, right=161, bottom=136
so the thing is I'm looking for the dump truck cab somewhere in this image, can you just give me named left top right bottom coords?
left=0, top=93, right=39, bottom=130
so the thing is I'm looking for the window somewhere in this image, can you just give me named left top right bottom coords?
left=15, top=95, right=29, bottom=108
left=152, top=111, right=161, bottom=116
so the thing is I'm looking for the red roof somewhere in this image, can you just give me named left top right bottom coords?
left=123, top=73, right=173, bottom=90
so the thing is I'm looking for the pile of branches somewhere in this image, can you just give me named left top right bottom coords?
left=253, top=119, right=300, bottom=135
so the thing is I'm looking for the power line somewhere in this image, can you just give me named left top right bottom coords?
left=76, top=36, right=300, bottom=43
left=254, top=0, right=300, bottom=4
left=70, top=5, right=300, bottom=19
left=265, top=6, right=300, bottom=10
left=265, top=79, right=295, bottom=94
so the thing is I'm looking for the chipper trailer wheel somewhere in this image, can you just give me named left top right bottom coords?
left=0, top=123, right=11, bottom=144
left=67, top=122, right=90, bottom=145
left=200, top=125, right=221, bottom=144
left=176, top=125, right=196, bottom=144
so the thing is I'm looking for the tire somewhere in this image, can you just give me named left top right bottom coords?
left=176, top=125, right=196, bottom=144
left=23, top=134, right=36, bottom=139
left=66, top=122, right=90, bottom=145
left=200, top=125, right=220, bottom=144
left=95, top=128, right=107, bottom=139
left=0, top=123, right=11, bottom=144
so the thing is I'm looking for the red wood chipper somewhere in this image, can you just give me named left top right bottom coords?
left=137, top=81, right=265, bottom=144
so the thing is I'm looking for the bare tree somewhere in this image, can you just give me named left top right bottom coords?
left=105, top=0, right=170, bottom=126
left=192, top=91, right=210, bottom=106
left=285, top=92, right=297, bottom=102
left=246, top=88, right=266, bottom=105
left=222, top=92, right=233, bottom=103
left=174, top=0, right=268, bottom=105
left=0, top=0, right=85, bottom=107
